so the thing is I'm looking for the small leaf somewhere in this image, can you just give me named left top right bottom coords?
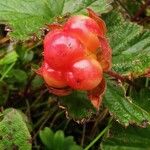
left=60, top=91, right=96, bottom=120
left=12, top=69, right=28, bottom=83
left=88, top=78, right=106, bottom=109
left=101, top=122, right=150, bottom=150
left=104, top=80, right=150, bottom=126
left=0, top=108, right=32, bottom=150
left=53, top=131, right=64, bottom=150
left=39, top=127, right=82, bottom=150
left=31, top=75, right=44, bottom=90
left=39, top=127, right=54, bottom=149
left=0, top=51, right=18, bottom=65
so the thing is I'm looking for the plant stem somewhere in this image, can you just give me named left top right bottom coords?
left=81, top=123, right=86, bottom=147
left=145, top=78, right=149, bottom=87
left=84, top=122, right=111, bottom=150
left=106, top=70, right=141, bottom=88
left=0, top=62, right=15, bottom=81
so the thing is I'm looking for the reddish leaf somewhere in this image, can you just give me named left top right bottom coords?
left=88, top=77, right=106, bottom=109
left=97, top=37, right=112, bottom=72
left=36, top=65, right=43, bottom=76
left=47, top=23, right=63, bottom=30
left=87, top=8, right=107, bottom=36
left=47, top=85, right=72, bottom=96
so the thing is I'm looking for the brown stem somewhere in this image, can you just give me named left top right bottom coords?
left=23, top=72, right=36, bottom=97
left=106, top=70, right=139, bottom=87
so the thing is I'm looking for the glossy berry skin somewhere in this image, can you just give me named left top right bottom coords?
left=41, top=62, right=67, bottom=88
left=63, top=15, right=102, bottom=52
left=44, top=30, right=86, bottom=70
left=65, top=58, right=103, bottom=90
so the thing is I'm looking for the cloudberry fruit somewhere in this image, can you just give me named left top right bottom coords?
left=40, top=62, right=67, bottom=88
left=65, top=58, right=103, bottom=90
left=63, top=15, right=102, bottom=52
left=44, top=30, right=86, bottom=70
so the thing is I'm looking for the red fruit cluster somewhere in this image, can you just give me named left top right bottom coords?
left=38, top=9, right=111, bottom=98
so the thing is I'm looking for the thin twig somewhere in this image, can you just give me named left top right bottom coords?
left=0, top=62, right=15, bottom=81
left=84, top=120, right=112, bottom=150
left=23, top=72, right=36, bottom=97
left=106, top=70, right=140, bottom=87
left=81, top=123, right=86, bottom=147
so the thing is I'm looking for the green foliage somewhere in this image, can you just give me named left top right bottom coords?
left=101, top=122, right=150, bottom=150
left=0, top=51, right=18, bottom=65
left=62, top=0, right=112, bottom=14
left=39, top=127, right=82, bottom=150
left=0, top=0, right=150, bottom=149
left=0, top=0, right=112, bottom=40
left=60, top=91, right=96, bottom=120
left=0, top=108, right=32, bottom=150
left=131, top=87, right=150, bottom=113
left=104, top=81, right=150, bottom=126
left=105, top=12, right=150, bottom=75
left=12, top=69, right=28, bottom=83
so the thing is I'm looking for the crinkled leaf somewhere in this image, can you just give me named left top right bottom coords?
left=0, top=108, right=32, bottom=150
left=101, top=122, right=150, bottom=150
left=39, top=127, right=82, bottom=150
left=62, top=0, right=112, bottom=15
left=131, top=88, right=150, bottom=113
left=60, top=91, right=96, bottom=120
left=0, top=0, right=112, bottom=40
left=104, top=80, right=150, bottom=126
left=104, top=11, right=150, bottom=76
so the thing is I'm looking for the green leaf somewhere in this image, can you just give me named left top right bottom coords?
left=0, top=81, right=9, bottom=105
left=62, top=0, right=112, bottom=14
left=104, top=81, right=150, bottom=126
left=39, top=127, right=54, bottom=149
left=101, top=122, right=150, bottom=150
left=53, top=131, right=65, bottom=150
left=12, top=69, right=28, bottom=83
left=31, top=75, right=44, bottom=90
left=39, top=127, right=82, bottom=150
left=104, top=11, right=150, bottom=75
left=0, top=0, right=112, bottom=40
left=60, top=91, right=96, bottom=120
left=0, top=108, right=32, bottom=150
left=131, top=88, right=150, bottom=113
left=0, top=51, right=18, bottom=65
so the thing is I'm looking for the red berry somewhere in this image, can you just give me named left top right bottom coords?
left=65, top=58, right=103, bottom=90
left=64, top=15, right=101, bottom=52
left=41, top=62, right=67, bottom=88
left=44, top=30, right=86, bottom=70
